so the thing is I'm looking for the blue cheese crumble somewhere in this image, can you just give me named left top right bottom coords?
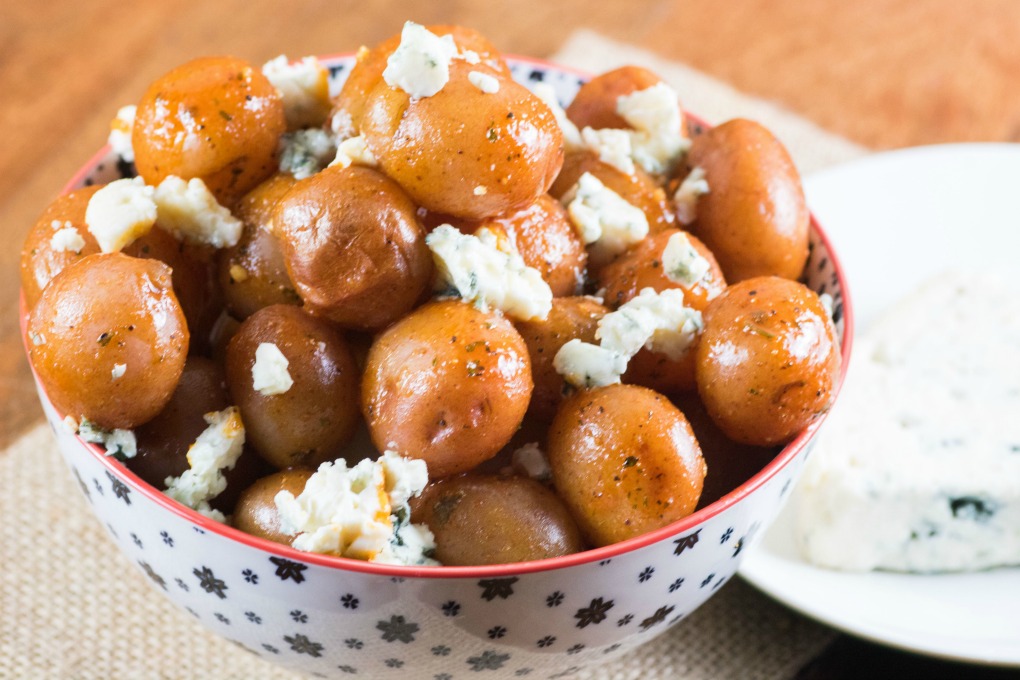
left=108, top=105, right=136, bottom=162
left=330, top=135, right=378, bottom=170
left=85, top=177, right=157, bottom=253
left=50, top=226, right=86, bottom=254
left=616, top=82, right=690, bottom=175
left=262, top=55, right=332, bottom=129
left=251, top=342, right=293, bottom=396
left=530, top=83, right=583, bottom=152
left=74, top=417, right=137, bottom=460
left=278, top=128, right=337, bottom=179
left=673, top=166, right=709, bottom=225
left=580, top=127, right=635, bottom=175
left=164, top=407, right=246, bottom=522
left=562, top=172, right=649, bottom=256
left=382, top=22, right=458, bottom=99
left=152, top=176, right=243, bottom=248
left=662, top=231, right=711, bottom=288
left=468, top=70, right=500, bottom=94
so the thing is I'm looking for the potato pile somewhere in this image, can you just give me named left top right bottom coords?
left=21, top=22, right=841, bottom=566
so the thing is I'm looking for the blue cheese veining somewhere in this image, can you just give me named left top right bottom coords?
left=164, top=407, right=246, bottom=522
left=562, top=172, right=649, bottom=257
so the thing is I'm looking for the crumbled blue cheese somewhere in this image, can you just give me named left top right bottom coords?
left=426, top=224, right=552, bottom=321
left=616, top=82, right=690, bottom=175
left=562, top=172, right=649, bottom=255
left=111, top=363, right=127, bottom=380
left=597, top=287, right=703, bottom=361
left=76, top=417, right=137, bottom=460
left=330, top=135, right=378, bottom=170
left=50, top=226, right=86, bottom=254
left=552, top=339, right=628, bottom=388
left=108, top=105, right=136, bottom=163
left=164, top=407, right=246, bottom=523
left=274, top=451, right=438, bottom=565
left=85, top=177, right=157, bottom=253
left=511, top=442, right=552, bottom=483
left=796, top=272, right=1020, bottom=572
left=278, top=128, right=337, bottom=179
left=382, top=22, right=458, bottom=99
left=673, top=166, right=709, bottom=225
left=662, top=231, right=711, bottom=288
left=152, top=176, right=243, bottom=248
left=468, top=70, right=500, bottom=94
left=262, top=55, right=332, bottom=129
left=29, top=331, right=46, bottom=346
left=580, top=127, right=635, bottom=175
left=251, top=342, right=293, bottom=396
left=530, top=83, right=583, bottom=152
left=456, top=49, right=481, bottom=65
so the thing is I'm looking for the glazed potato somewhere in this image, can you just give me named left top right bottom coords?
left=413, top=473, right=586, bottom=565
left=362, top=299, right=533, bottom=478
left=514, top=296, right=607, bottom=421
left=361, top=62, right=564, bottom=220
left=566, top=65, right=665, bottom=131
left=686, top=119, right=809, bottom=282
left=233, top=468, right=314, bottom=545
left=218, top=174, right=300, bottom=319
left=696, top=277, right=840, bottom=446
left=547, top=384, right=706, bottom=547
left=465, top=195, right=587, bottom=297
left=274, top=166, right=432, bottom=330
left=225, top=305, right=361, bottom=468
left=28, top=253, right=189, bottom=429
left=133, top=56, right=287, bottom=206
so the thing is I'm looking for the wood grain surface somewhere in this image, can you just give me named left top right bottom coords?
left=3, top=3, right=1017, bottom=677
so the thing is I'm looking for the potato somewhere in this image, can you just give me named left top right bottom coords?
left=225, top=305, right=361, bottom=468
left=274, top=166, right=432, bottom=331
left=514, top=296, right=607, bottom=421
left=566, top=65, right=665, bottom=131
left=133, top=56, right=286, bottom=206
left=696, top=277, right=840, bottom=446
left=361, top=299, right=532, bottom=478
left=413, top=473, right=585, bottom=565
left=686, top=119, right=809, bottom=282
left=361, top=62, right=563, bottom=220
left=547, top=384, right=706, bottom=547
left=27, top=253, right=189, bottom=429
left=233, top=468, right=314, bottom=545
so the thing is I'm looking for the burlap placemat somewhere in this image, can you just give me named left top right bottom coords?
left=1, top=32, right=868, bottom=679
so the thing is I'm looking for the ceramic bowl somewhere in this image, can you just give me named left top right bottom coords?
left=25, top=55, right=853, bottom=679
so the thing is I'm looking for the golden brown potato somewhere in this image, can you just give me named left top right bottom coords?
left=233, top=468, right=314, bottom=545
left=218, top=174, right=300, bottom=319
left=361, top=62, right=563, bottom=220
left=362, top=299, right=533, bottom=478
left=413, top=473, right=585, bottom=565
left=566, top=65, right=665, bottom=131
left=28, top=253, right=189, bottom=429
left=514, top=296, right=607, bottom=421
left=686, top=119, right=809, bottom=282
left=225, top=305, right=361, bottom=468
left=133, top=56, right=286, bottom=206
left=274, top=166, right=432, bottom=330
left=547, top=384, right=706, bottom=547
left=696, top=277, right=840, bottom=446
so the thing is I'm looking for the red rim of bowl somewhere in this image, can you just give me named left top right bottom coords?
left=24, top=53, right=855, bottom=580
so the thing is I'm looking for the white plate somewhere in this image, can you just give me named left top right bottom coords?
left=738, top=143, right=1020, bottom=667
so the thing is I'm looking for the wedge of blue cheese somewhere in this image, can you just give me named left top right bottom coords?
left=796, top=272, right=1020, bottom=572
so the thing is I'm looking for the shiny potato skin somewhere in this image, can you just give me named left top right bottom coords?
left=218, top=174, right=300, bottom=319
left=547, top=384, right=706, bottom=547
left=274, top=166, right=432, bottom=330
left=413, top=473, right=585, bottom=565
left=361, top=62, right=564, bottom=220
left=225, top=305, right=360, bottom=468
left=566, top=65, right=664, bottom=130
left=233, top=468, right=314, bottom=545
left=686, top=119, right=809, bottom=282
left=133, top=56, right=286, bottom=206
left=514, top=296, right=607, bottom=421
left=28, top=253, right=189, bottom=429
left=361, top=299, right=533, bottom=479
left=696, top=277, right=840, bottom=446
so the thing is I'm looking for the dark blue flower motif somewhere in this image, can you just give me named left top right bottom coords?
left=478, top=577, right=518, bottom=601
left=598, top=559, right=612, bottom=566
left=385, top=658, right=404, bottom=668
left=713, top=576, right=728, bottom=590
left=638, top=567, right=654, bottom=583
left=442, top=600, right=461, bottom=617
left=338, top=665, right=357, bottom=674
left=262, top=644, right=279, bottom=654
left=161, top=530, right=174, bottom=547
left=290, top=609, right=308, bottom=623
left=780, top=478, right=793, bottom=497
left=537, top=635, right=556, bottom=648
left=604, top=643, right=622, bottom=654
left=550, top=666, right=581, bottom=679
left=567, top=644, right=585, bottom=655
left=175, top=578, right=189, bottom=592
left=377, top=615, right=419, bottom=643
left=246, top=611, right=262, bottom=624
left=488, top=625, right=507, bottom=639
left=515, top=669, right=533, bottom=676
left=546, top=591, right=564, bottom=607
left=193, top=566, right=228, bottom=599
left=131, top=533, right=143, bottom=549
left=185, top=607, right=199, bottom=618
left=106, top=472, right=131, bottom=504
left=639, top=605, right=675, bottom=631
left=431, top=645, right=451, bottom=657
left=617, top=614, right=633, bottom=627
left=700, top=573, right=715, bottom=588
left=466, top=650, right=510, bottom=671
left=284, top=633, right=324, bottom=657
left=669, top=578, right=684, bottom=593
left=105, top=523, right=117, bottom=538
left=269, top=556, right=307, bottom=583
left=341, top=593, right=359, bottom=609
left=434, top=674, right=452, bottom=680
left=390, top=576, right=406, bottom=583
left=720, top=528, right=733, bottom=544
left=574, top=597, right=614, bottom=628
left=94, top=478, right=104, bottom=496
left=214, top=613, right=230, bottom=625
left=242, top=569, right=259, bottom=584
left=138, top=561, right=166, bottom=590
left=73, top=469, right=91, bottom=501
left=673, top=529, right=700, bottom=555
left=344, top=638, right=364, bottom=650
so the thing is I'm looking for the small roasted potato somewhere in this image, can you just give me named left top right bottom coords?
left=233, top=468, right=314, bottom=545
left=514, top=296, right=607, bottom=421
left=362, top=299, right=533, bottom=478
left=133, top=56, right=287, bottom=206
left=413, top=473, right=585, bottom=565
left=274, top=166, right=432, bottom=330
left=361, top=62, right=563, bottom=220
left=547, top=384, right=706, bottom=547
left=28, top=253, right=189, bottom=429
left=225, top=305, right=361, bottom=468
left=696, top=277, right=840, bottom=446
left=566, top=65, right=665, bottom=131
left=686, top=119, right=809, bottom=282
left=218, top=174, right=300, bottom=319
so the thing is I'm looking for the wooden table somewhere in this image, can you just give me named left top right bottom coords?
left=3, top=2, right=1017, bottom=677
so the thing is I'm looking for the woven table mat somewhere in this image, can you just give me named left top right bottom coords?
left=1, top=32, right=867, bottom=680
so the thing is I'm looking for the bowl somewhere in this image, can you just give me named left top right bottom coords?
left=23, top=55, right=853, bottom=679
